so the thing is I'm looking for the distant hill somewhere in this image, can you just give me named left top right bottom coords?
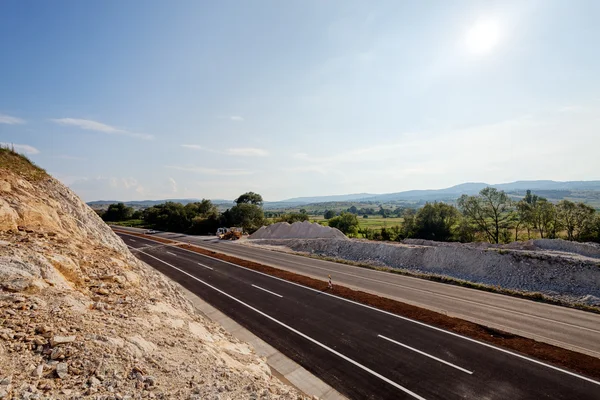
left=282, top=193, right=377, bottom=203
left=88, top=198, right=233, bottom=210
left=339, top=180, right=600, bottom=203
left=87, top=180, right=600, bottom=210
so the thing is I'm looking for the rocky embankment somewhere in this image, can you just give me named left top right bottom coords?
left=0, top=150, right=306, bottom=399
left=247, top=237, right=600, bottom=307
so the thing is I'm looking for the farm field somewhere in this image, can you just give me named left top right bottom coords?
left=304, top=215, right=404, bottom=230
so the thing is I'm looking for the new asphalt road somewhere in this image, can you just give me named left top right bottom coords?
left=114, top=226, right=600, bottom=359
left=118, top=232, right=600, bottom=400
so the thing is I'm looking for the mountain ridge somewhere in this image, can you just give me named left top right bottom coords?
left=86, top=180, right=600, bottom=208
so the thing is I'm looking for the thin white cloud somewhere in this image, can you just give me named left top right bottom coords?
left=51, top=118, right=153, bottom=140
left=69, top=176, right=145, bottom=201
left=181, top=144, right=206, bottom=150
left=225, top=147, right=269, bottom=157
left=0, top=114, right=25, bottom=124
left=54, top=155, right=86, bottom=161
left=168, top=177, right=178, bottom=193
left=559, top=105, right=586, bottom=113
left=181, top=144, right=268, bottom=157
left=166, top=165, right=253, bottom=176
left=0, top=142, right=40, bottom=154
left=217, top=115, right=244, bottom=121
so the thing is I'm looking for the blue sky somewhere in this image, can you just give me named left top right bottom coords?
left=1, top=0, right=599, bottom=201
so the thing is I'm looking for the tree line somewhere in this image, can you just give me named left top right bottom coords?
left=353, top=188, right=600, bottom=244
left=100, top=192, right=267, bottom=234
left=99, top=187, right=600, bottom=243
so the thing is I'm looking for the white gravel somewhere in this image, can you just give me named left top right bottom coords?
left=250, top=221, right=347, bottom=240
left=247, top=237, right=600, bottom=306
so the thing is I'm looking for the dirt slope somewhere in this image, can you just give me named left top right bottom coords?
left=0, top=150, right=305, bottom=399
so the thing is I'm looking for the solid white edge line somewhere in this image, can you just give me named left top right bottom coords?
left=198, top=262, right=214, bottom=270
left=116, top=231, right=600, bottom=387
left=135, top=248, right=427, bottom=400
left=211, top=245, right=600, bottom=335
left=378, top=334, right=473, bottom=375
left=252, top=284, right=283, bottom=298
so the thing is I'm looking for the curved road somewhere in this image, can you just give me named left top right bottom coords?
left=114, top=226, right=600, bottom=359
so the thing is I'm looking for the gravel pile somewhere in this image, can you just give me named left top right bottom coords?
left=248, top=238, right=600, bottom=306
left=250, top=221, right=347, bottom=240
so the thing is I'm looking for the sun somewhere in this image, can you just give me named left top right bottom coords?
left=465, top=20, right=501, bottom=54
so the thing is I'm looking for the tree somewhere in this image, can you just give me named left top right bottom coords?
left=143, top=202, right=190, bottom=232
left=102, top=203, right=133, bottom=222
left=348, top=205, right=358, bottom=214
left=456, top=217, right=476, bottom=243
left=378, top=205, right=389, bottom=218
left=516, top=200, right=533, bottom=240
left=557, top=200, right=596, bottom=241
left=276, top=213, right=309, bottom=224
left=299, top=208, right=307, bottom=214
left=530, top=198, right=556, bottom=239
left=580, top=214, right=600, bottom=243
left=412, top=202, right=459, bottom=241
left=228, top=202, right=265, bottom=233
left=234, top=192, right=263, bottom=206
left=323, top=210, right=336, bottom=219
left=457, top=187, right=512, bottom=244
left=401, top=208, right=416, bottom=238
left=186, top=200, right=221, bottom=235
left=328, top=212, right=359, bottom=237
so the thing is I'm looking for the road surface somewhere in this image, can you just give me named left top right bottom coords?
left=118, top=232, right=600, bottom=400
left=114, top=226, right=600, bottom=359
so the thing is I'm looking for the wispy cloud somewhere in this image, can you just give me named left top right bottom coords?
left=217, top=115, right=244, bottom=121
left=0, top=114, right=25, bottom=124
left=51, top=118, right=153, bottom=140
left=69, top=176, right=145, bottom=200
left=54, top=154, right=86, bottom=161
left=225, top=147, right=269, bottom=157
left=166, top=165, right=253, bottom=176
left=0, top=142, right=40, bottom=154
left=559, top=105, right=586, bottom=113
left=168, top=177, right=178, bottom=193
left=181, top=144, right=206, bottom=150
left=181, top=144, right=268, bottom=157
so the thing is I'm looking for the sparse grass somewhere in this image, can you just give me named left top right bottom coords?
left=307, top=215, right=404, bottom=230
left=0, top=146, right=47, bottom=181
left=108, top=219, right=148, bottom=228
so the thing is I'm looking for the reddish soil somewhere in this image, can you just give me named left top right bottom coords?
left=115, top=229, right=600, bottom=380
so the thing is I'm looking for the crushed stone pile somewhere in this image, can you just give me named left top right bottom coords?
left=0, top=161, right=306, bottom=399
left=246, top=237, right=600, bottom=307
left=250, top=221, right=347, bottom=240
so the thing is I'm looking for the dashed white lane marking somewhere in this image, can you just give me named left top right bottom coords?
left=378, top=335, right=473, bottom=375
left=117, top=232, right=600, bottom=387
left=198, top=262, right=213, bottom=270
left=130, top=239, right=136, bottom=242
left=136, top=249, right=428, bottom=400
left=166, top=251, right=177, bottom=256
left=252, top=284, right=283, bottom=298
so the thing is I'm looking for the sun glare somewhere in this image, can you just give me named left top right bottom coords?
left=465, top=20, right=501, bottom=54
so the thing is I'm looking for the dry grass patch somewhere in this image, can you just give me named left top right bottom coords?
left=0, top=146, right=47, bottom=181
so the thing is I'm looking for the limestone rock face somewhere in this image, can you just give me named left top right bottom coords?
left=0, top=152, right=306, bottom=399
